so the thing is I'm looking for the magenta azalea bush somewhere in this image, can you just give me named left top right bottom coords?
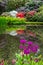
left=19, top=38, right=39, bottom=55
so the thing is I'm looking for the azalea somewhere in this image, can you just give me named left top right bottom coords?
left=19, top=44, right=24, bottom=49
left=27, top=10, right=36, bottom=16
left=24, top=48, right=31, bottom=55
left=20, top=39, right=26, bottom=44
left=19, top=39, right=39, bottom=55
left=16, top=12, right=25, bottom=18
left=27, top=41, right=33, bottom=45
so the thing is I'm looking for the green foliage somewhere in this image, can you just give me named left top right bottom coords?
left=0, top=17, right=7, bottom=34
left=31, top=11, right=43, bottom=22
left=4, top=60, right=8, bottom=65
left=6, top=17, right=26, bottom=25
left=15, top=53, right=43, bottom=65
left=0, top=17, right=43, bottom=34
left=0, top=16, right=43, bottom=34
left=7, top=0, right=25, bottom=11
left=25, top=0, right=42, bottom=10
left=38, top=6, right=43, bottom=12
left=26, top=10, right=43, bottom=22
left=0, top=16, right=26, bottom=34
left=25, top=0, right=35, bottom=6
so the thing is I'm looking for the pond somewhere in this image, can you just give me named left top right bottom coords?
left=0, top=26, right=43, bottom=60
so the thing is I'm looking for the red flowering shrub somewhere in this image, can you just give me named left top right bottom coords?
left=16, top=12, right=25, bottom=18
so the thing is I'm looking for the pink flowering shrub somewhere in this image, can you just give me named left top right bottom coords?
left=26, top=10, right=36, bottom=21
left=27, top=11, right=36, bottom=16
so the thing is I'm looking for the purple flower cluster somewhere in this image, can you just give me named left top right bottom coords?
left=19, top=39, right=39, bottom=55
left=20, top=39, right=26, bottom=44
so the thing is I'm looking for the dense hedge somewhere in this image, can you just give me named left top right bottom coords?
left=0, top=17, right=7, bottom=34
left=0, top=16, right=43, bottom=24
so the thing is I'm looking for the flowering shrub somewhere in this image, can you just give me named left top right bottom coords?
left=26, top=9, right=43, bottom=22
left=26, top=10, right=36, bottom=21
left=27, top=11, right=36, bottom=16
left=19, top=38, right=39, bottom=55
left=14, top=38, right=43, bottom=65
left=31, top=11, right=43, bottom=22
left=16, top=12, right=25, bottom=18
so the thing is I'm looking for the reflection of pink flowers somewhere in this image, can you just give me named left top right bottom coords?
left=27, top=30, right=36, bottom=37
left=28, top=31, right=36, bottom=37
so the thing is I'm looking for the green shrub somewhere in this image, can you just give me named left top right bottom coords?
left=38, top=6, right=43, bottom=12
left=15, top=53, right=43, bottom=65
left=26, top=11, right=36, bottom=21
left=25, top=0, right=42, bottom=10
left=0, top=17, right=7, bottom=34
left=32, top=11, right=43, bottom=22
left=26, top=10, right=43, bottom=22
left=6, top=17, right=26, bottom=25
left=0, top=16, right=26, bottom=34
left=0, top=16, right=43, bottom=35
left=7, top=0, right=25, bottom=11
